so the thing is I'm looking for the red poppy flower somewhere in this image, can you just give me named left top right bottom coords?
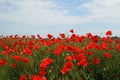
left=19, top=41, right=25, bottom=46
left=20, top=75, right=27, bottom=80
left=47, top=34, right=53, bottom=39
left=23, top=48, right=33, bottom=55
left=106, top=30, right=112, bottom=36
left=40, top=58, right=53, bottom=70
left=12, top=56, right=21, bottom=61
left=104, top=53, right=112, bottom=59
left=0, top=59, right=7, bottom=66
left=11, top=63, right=17, bottom=68
left=54, top=45, right=64, bottom=55
left=39, top=71, right=46, bottom=76
left=86, top=33, right=92, bottom=38
left=116, top=44, right=120, bottom=51
left=4, top=45, right=9, bottom=50
left=70, top=29, right=74, bottom=33
left=22, top=35, right=26, bottom=39
left=86, top=52, right=93, bottom=56
left=31, top=35, right=35, bottom=39
left=37, top=34, right=42, bottom=39
left=28, top=45, right=33, bottom=49
left=40, top=77, right=47, bottom=80
left=29, top=40, right=35, bottom=45
left=59, top=33, right=65, bottom=38
left=61, top=62, right=73, bottom=75
left=22, top=58, right=30, bottom=63
left=33, top=45, right=39, bottom=50
left=66, top=56, right=72, bottom=61
left=54, top=50, right=62, bottom=55
left=1, top=50, right=7, bottom=55
left=31, top=75, right=41, bottom=80
left=93, top=57, right=100, bottom=65
left=77, top=58, right=88, bottom=67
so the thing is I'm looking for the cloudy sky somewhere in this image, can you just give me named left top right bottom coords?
left=0, top=0, right=120, bottom=37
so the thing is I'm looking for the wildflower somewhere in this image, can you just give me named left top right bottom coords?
left=40, top=77, right=47, bottom=80
left=59, top=33, right=65, bottom=38
left=77, top=58, right=88, bottom=67
left=106, top=30, right=112, bottom=36
left=54, top=45, right=64, bottom=55
left=4, top=45, right=9, bottom=50
left=116, top=44, right=120, bottom=51
left=31, top=35, right=35, bottom=39
left=40, top=58, right=53, bottom=70
left=54, top=50, right=62, bottom=55
left=19, top=41, right=25, bottom=46
left=28, top=45, right=33, bottom=49
left=86, top=52, right=93, bottom=56
left=7, top=48, right=12, bottom=53
left=33, top=45, right=39, bottom=50
left=47, top=34, right=53, bottom=39
left=49, top=49, right=53, bottom=52
left=22, top=35, right=26, bottom=38
left=101, top=43, right=108, bottom=50
left=31, top=75, right=41, bottom=80
left=1, top=50, right=7, bottom=55
left=104, top=53, right=112, bottom=59
left=66, top=56, right=72, bottom=61
left=91, top=36, right=99, bottom=43
left=61, top=62, right=73, bottom=75
left=70, top=29, right=74, bottom=33
left=23, top=48, right=33, bottom=55
left=22, top=58, right=30, bottom=63
left=0, top=59, right=7, bottom=66
left=12, top=56, right=21, bottom=61
left=93, top=57, right=100, bottom=65
left=86, top=33, right=92, bottom=38
left=28, top=40, right=35, bottom=45
left=37, top=34, right=42, bottom=39
left=39, top=71, right=46, bottom=76
left=11, top=63, right=17, bottom=68
left=20, top=75, right=27, bottom=80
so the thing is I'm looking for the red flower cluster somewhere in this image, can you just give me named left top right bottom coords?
left=61, top=61, right=73, bottom=75
left=31, top=75, right=46, bottom=80
left=39, top=58, right=53, bottom=70
left=0, top=29, right=118, bottom=80
left=20, top=75, right=47, bottom=80
left=23, top=48, right=33, bottom=55
left=54, top=45, right=65, bottom=55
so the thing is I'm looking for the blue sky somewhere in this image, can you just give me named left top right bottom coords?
left=0, top=0, right=120, bottom=37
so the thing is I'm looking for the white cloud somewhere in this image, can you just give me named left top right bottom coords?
left=1, top=0, right=120, bottom=26
left=0, top=0, right=90, bottom=26
left=77, top=0, right=120, bottom=23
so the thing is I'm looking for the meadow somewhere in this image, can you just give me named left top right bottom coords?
left=0, top=29, right=120, bottom=80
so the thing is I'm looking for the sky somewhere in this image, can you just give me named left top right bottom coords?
left=0, top=0, right=120, bottom=37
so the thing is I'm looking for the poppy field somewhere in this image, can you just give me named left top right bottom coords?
left=0, top=29, right=120, bottom=80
